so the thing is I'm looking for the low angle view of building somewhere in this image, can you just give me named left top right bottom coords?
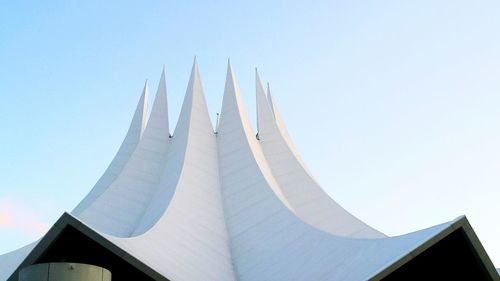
left=0, top=61, right=498, bottom=280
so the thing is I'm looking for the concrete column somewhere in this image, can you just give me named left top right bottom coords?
left=19, top=263, right=111, bottom=281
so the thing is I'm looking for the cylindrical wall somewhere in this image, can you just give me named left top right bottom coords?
left=19, top=263, right=111, bottom=281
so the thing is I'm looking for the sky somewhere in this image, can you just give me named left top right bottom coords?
left=0, top=0, right=499, bottom=267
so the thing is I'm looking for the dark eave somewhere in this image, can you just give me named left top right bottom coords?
left=369, top=216, right=499, bottom=281
left=7, top=212, right=168, bottom=281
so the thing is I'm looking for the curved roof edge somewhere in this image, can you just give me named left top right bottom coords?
left=72, top=82, right=149, bottom=215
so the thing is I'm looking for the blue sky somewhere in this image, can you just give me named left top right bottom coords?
left=1, top=0, right=499, bottom=267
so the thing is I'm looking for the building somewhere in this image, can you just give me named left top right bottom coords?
left=0, top=60, right=498, bottom=281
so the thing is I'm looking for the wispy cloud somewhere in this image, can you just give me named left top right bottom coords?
left=0, top=197, right=49, bottom=238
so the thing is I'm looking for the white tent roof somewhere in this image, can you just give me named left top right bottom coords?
left=1, top=60, right=498, bottom=281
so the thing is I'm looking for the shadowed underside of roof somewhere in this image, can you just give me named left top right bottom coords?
left=1, top=60, right=498, bottom=281
left=381, top=229, right=491, bottom=280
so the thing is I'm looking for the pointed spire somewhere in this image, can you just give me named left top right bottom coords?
left=220, top=59, right=247, bottom=130
left=219, top=60, right=275, bottom=153
left=119, top=78, right=149, bottom=152
left=255, top=69, right=275, bottom=138
left=223, top=58, right=238, bottom=96
left=186, top=56, right=203, bottom=98
left=172, top=57, right=213, bottom=135
left=72, top=80, right=149, bottom=215
left=266, top=82, right=290, bottom=132
left=226, top=58, right=233, bottom=82
left=159, top=66, right=167, bottom=98
left=266, top=82, right=276, bottom=117
left=255, top=68, right=263, bottom=92
left=135, top=80, right=149, bottom=136
left=218, top=61, right=296, bottom=215
left=160, top=65, right=166, bottom=81
left=121, top=78, right=149, bottom=145
left=143, top=66, right=170, bottom=139
left=192, top=56, right=200, bottom=82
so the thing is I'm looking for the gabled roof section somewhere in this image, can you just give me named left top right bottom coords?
left=7, top=213, right=167, bottom=281
left=372, top=216, right=499, bottom=280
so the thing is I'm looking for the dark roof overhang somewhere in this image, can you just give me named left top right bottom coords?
left=7, top=213, right=168, bottom=281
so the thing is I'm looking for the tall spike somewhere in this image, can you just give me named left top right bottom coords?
left=255, top=69, right=275, bottom=138
left=172, top=56, right=212, bottom=134
left=126, top=59, right=236, bottom=281
left=146, top=67, right=169, bottom=137
left=138, top=80, right=149, bottom=135
left=218, top=61, right=294, bottom=211
left=266, top=82, right=276, bottom=117
left=72, top=80, right=149, bottom=215
left=220, top=59, right=247, bottom=127
left=260, top=83, right=385, bottom=238
left=220, top=60, right=249, bottom=134
left=133, top=57, right=215, bottom=234
left=264, top=82, right=308, bottom=164
left=266, top=83, right=288, bottom=134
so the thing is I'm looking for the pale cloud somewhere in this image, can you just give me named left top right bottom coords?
left=0, top=213, right=10, bottom=226
left=0, top=197, right=49, bottom=238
